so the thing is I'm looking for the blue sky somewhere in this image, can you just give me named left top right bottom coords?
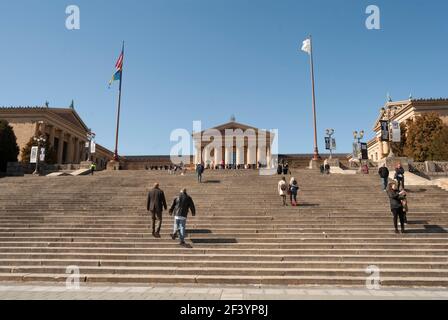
left=1, top=0, right=447, bottom=155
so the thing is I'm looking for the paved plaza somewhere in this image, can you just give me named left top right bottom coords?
left=0, top=283, right=447, bottom=300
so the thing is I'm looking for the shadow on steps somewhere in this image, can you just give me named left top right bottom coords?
left=405, top=225, right=448, bottom=234
left=190, top=238, right=238, bottom=244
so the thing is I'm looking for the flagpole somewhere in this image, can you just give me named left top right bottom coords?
left=113, top=41, right=124, bottom=161
left=308, top=35, right=320, bottom=160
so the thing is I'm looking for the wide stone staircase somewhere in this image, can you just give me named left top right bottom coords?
left=0, top=169, right=447, bottom=288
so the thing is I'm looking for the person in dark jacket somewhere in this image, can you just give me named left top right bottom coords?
left=378, top=164, right=390, bottom=191
left=394, top=163, right=405, bottom=191
left=387, top=182, right=407, bottom=234
left=289, top=178, right=299, bottom=206
left=319, top=164, right=325, bottom=175
left=277, top=164, right=282, bottom=175
left=169, top=189, right=196, bottom=246
left=283, top=162, right=290, bottom=175
left=146, top=183, right=167, bottom=238
left=196, top=163, right=204, bottom=183
left=324, top=164, right=331, bottom=175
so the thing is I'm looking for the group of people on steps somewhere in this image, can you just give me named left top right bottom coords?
left=146, top=183, right=196, bottom=247
left=145, top=161, right=411, bottom=247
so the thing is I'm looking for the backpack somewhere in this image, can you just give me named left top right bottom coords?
left=280, top=183, right=287, bottom=191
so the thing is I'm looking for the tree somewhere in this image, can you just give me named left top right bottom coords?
left=404, top=113, right=448, bottom=161
left=21, top=136, right=57, bottom=165
left=0, top=119, right=20, bottom=172
left=429, top=126, right=448, bottom=161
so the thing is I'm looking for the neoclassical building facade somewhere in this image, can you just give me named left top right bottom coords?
left=368, top=98, right=448, bottom=161
left=192, top=121, right=275, bottom=167
left=0, top=106, right=114, bottom=168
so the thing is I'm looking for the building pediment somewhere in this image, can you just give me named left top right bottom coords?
left=373, top=100, right=412, bottom=129
left=49, top=108, right=89, bottom=132
left=194, top=121, right=271, bottom=137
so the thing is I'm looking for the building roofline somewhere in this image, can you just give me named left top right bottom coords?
left=0, top=106, right=89, bottom=132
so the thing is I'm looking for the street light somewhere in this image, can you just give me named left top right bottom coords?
left=86, top=130, right=96, bottom=162
left=353, top=130, right=365, bottom=143
left=353, top=130, right=365, bottom=161
left=325, top=128, right=335, bottom=159
left=32, top=135, right=46, bottom=175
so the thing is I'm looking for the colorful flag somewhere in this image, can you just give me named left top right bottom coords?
left=109, top=49, right=124, bottom=87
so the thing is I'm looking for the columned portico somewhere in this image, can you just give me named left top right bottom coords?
left=193, top=120, right=275, bottom=168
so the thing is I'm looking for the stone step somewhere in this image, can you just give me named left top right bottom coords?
left=1, top=253, right=446, bottom=263
left=2, top=259, right=448, bottom=270
left=0, top=273, right=447, bottom=287
left=3, top=266, right=448, bottom=278
left=1, top=247, right=447, bottom=256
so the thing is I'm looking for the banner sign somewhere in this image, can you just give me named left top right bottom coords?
left=391, top=121, right=401, bottom=143
left=325, top=137, right=331, bottom=150
left=352, top=142, right=359, bottom=159
left=331, top=138, right=336, bottom=151
left=39, top=148, right=45, bottom=162
left=30, top=146, right=38, bottom=164
left=90, top=141, right=96, bottom=154
left=360, top=143, right=368, bottom=160
left=325, top=138, right=336, bottom=151
left=380, top=120, right=389, bottom=141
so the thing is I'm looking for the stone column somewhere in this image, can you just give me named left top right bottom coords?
left=57, top=130, right=64, bottom=164
left=34, top=121, right=44, bottom=136
left=225, top=146, right=232, bottom=165
left=48, top=125, right=55, bottom=148
left=236, top=146, right=244, bottom=165
left=378, top=137, right=384, bottom=156
left=214, top=147, right=222, bottom=166
left=66, top=134, right=74, bottom=164
left=247, top=141, right=256, bottom=165
left=80, top=141, right=87, bottom=162
left=257, top=145, right=267, bottom=166
left=266, top=146, right=272, bottom=168
left=203, top=145, right=210, bottom=166
left=382, top=141, right=389, bottom=156
left=73, top=137, right=79, bottom=164
left=194, top=142, right=202, bottom=165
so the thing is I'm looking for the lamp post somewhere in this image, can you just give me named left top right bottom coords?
left=353, top=130, right=365, bottom=171
left=86, top=130, right=96, bottom=162
left=325, top=128, right=335, bottom=159
left=353, top=130, right=365, bottom=160
left=32, top=135, right=46, bottom=175
left=380, top=106, right=397, bottom=158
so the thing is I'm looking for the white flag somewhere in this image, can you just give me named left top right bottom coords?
left=301, top=38, right=311, bottom=55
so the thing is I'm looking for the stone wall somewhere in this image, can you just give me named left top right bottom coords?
left=9, top=122, right=36, bottom=161
left=410, top=161, right=448, bottom=177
